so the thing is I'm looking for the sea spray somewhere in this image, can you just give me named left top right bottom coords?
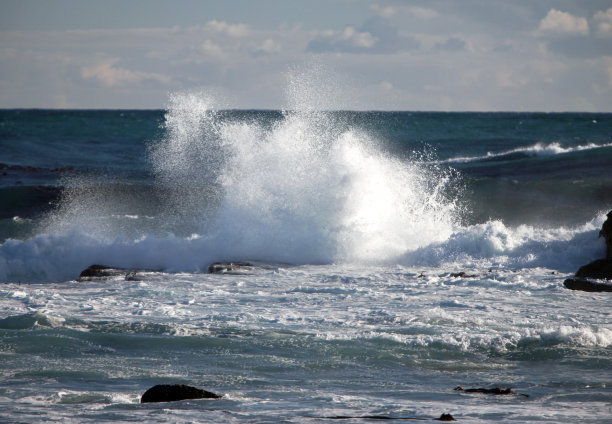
left=149, top=89, right=461, bottom=264
left=150, top=91, right=226, bottom=232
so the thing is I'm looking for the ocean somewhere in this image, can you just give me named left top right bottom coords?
left=0, top=95, right=611, bottom=422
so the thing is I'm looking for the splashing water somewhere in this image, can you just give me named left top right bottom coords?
left=0, top=71, right=464, bottom=281
left=149, top=88, right=460, bottom=264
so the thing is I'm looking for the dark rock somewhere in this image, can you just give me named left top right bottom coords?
left=322, top=413, right=455, bottom=420
left=574, top=259, right=612, bottom=280
left=78, top=265, right=126, bottom=280
left=563, top=278, right=612, bottom=292
left=454, top=386, right=528, bottom=397
left=141, top=384, right=221, bottom=403
left=599, top=211, right=612, bottom=260
left=207, top=261, right=257, bottom=274
left=77, top=264, right=150, bottom=282
left=563, top=213, right=612, bottom=293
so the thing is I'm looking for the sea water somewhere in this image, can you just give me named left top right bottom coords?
left=0, top=83, right=611, bottom=422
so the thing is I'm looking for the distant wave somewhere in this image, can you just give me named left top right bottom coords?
left=438, top=141, right=612, bottom=164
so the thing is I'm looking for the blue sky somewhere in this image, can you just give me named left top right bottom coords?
left=1, top=0, right=611, bottom=110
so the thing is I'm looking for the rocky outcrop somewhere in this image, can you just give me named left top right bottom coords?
left=564, top=259, right=612, bottom=292
left=141, top=384, right=221, bottom=403
left=563, top=277, right=612, bottom=292
left=208, top=261, right=255, bottom=274
left=207, top=261, right=285, bottom=274
left=574, top=259, right=612, bottom=280
left=599, top=210, right=612, bottom=260
left=78, top=265, right=127, bottom=280
left=77, top=265, right=148, bottom=282
left=563, top=211, right=612, bottom=293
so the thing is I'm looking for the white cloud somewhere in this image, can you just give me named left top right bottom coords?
left=342, top=26, right=377, bottom=48
left=594, top=8, right=612, bottom=37
left=307, top=26, right=380, bottom=52
left=81, top=57, right=171, bottom=87
left=203, top=20, right=249, bottom=37
left=256, top=38, right=281, bottom=54
left=200, top=40, right=225, bottom=59
left=538, top=9, right=589, bottom=36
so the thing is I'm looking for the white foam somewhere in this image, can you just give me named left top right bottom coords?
left=402, top=215, right=606, bottom=272
left=439, top=141, right=612, bottom=164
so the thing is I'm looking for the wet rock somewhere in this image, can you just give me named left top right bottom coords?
left=77, top=264, right=149, bottom=282
left=207, top=261, right=287, bottom=275
left=574, top=259, right=612, bottom=280
left=563, top=278, right=612, bottom=292
left=599, top=210, right=612, bottom=260
left=454, top=386, right=528, bottom=397
left=322, top=412, right=455, bottom=421
left=207, top=261, right=254, bottom=274
left=563, top=213, right=612, bottom=293
left=78, top=265, right=127, bottom=280
left=564, top=259, right=612, bottom=292
left=141, top=384, right=221, bottom=403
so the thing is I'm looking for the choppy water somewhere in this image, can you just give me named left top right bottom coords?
left=0, top=81, right=611, bottom=422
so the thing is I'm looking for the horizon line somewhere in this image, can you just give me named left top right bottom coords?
left=1, top=107, right=611, bottom=114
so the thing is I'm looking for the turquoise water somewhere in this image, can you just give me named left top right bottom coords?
left=0, top=102, right=611, bottom=422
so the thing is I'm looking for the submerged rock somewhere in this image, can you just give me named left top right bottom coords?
left=436, top=413, right=456, bottom=422
left=449, top=272, right=478, bottom=278
left=141, top=384, right=221, bottom=403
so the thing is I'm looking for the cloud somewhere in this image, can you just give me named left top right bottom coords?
left=594, top=8, right=612, bottom=37
left=203, top=20, right=249, bottom=37
left=307, top=26, right=378, bottom=53
left=253, top=38, right=282, bottom=55
left=81, top=57, right=171, bottom=87
left=538, top=9, right=589, bottom=36
left=307, top=17, right=418, bottom=54
left=200, top=40, right=225, bottom=59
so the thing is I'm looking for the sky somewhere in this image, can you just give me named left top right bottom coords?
left=1, top=0, right=611, bottom=111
